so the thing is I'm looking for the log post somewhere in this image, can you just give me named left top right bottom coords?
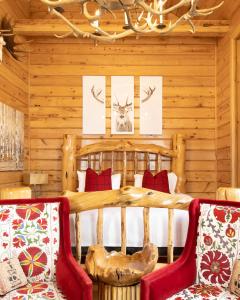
left=172, top=134, right=186, bottom=193
left=62, top=134, right=77, bottom=192
left=75, top=213, right=81, bottom=263
left=143, top=207, right=150, bottom=245
left=167, top=208, right=174, bottom=263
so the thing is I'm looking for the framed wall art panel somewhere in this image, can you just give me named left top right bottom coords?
left=0, top=102, right=24, bottom=171
left=111, top=76, right=134, bottom=135
left=140, top=76, right=163, bottom=135
left=83, top=76, right=106, bottom=134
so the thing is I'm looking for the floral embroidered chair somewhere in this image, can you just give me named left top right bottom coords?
left=141, top=199, right=240, bottom=300
left=0, top=197, right=92, bottom=300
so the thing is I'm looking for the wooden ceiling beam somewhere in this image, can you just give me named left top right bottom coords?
left=13, top=19, right=230, bottom=38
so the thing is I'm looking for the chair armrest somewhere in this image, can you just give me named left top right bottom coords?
left=56, top=254, right=92, bottom=300
left=141, top=255, right=196, bottom=300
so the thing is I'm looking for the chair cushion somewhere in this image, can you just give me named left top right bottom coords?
left=0, top=202, right=60, bottom=282
left=167, top=284, right=239, bottom=300
left=0, top=281, right=66, bottom=299
left=196, top=204, right=240, bottom=288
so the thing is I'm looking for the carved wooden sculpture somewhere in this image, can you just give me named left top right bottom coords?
left=85, top=243, right=158, bottom=286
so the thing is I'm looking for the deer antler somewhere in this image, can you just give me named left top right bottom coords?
left=91, top=85, right=104, bottom=104
left=40, top=0, right=223, bottom=42
left=141, top=86, right=156, bottom=103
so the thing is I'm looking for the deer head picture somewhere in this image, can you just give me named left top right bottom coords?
left=111, top=76, right=134, bottom=134
left=113, top=96, right=133, bottom=132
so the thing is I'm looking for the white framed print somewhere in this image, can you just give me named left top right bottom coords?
left=111, top=76, right=134, bottom=134
left=140, top=76, right=162, bottom=135
left=82, top=76, right=106, bottom=134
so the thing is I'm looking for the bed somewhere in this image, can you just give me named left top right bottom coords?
left=62, top=134, right=192, bottom=264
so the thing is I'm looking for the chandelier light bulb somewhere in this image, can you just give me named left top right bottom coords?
left=159, top=0, right=163, bottom=24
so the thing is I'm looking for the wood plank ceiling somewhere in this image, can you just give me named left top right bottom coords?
left=11, top=0, right=239, bottom=38
left=164, top=0, right=240, bottom=20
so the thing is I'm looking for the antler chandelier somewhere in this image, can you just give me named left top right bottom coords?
left=40, top=0, right=223, bottom=42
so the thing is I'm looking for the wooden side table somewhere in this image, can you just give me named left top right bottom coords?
left=0, top=186, right=32, bottom=199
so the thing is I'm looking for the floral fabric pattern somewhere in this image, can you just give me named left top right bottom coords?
left=0, top=203, right=60, bottom=282
left=0, top=282, right=66, bottom=300
left=196, top=204, right=240, bottom=288
left=167, top=284, right=240, bottom=300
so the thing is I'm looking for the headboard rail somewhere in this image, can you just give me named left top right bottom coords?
left=76, top=140, right=177, bottom=158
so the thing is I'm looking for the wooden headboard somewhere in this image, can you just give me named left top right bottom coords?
left=62, top=134, right=186, bottom=193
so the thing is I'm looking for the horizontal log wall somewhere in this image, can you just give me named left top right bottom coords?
left=29, top=36, right=217, bottom=198
left=216, top=8, right=240, bottom=188
left=0, top=1, right=29, bottom=189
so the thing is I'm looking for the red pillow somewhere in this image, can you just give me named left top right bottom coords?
left=142, top=170, right=170, bottom=193
left=85, top=168, right=112, bottom=192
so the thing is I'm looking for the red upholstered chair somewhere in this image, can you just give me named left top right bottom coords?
left=0, top=197, right=92, bottom=300
left=141, top=199, right=240, bottom=300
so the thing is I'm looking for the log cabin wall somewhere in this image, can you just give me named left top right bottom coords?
left=29, top=35, right=217, bottom=198
left=216, top=7, right=240, bottom=188
left=0, top=1, right=30, bottom=188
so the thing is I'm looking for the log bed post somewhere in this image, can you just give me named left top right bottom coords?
left=172, top=134, right=186, bottom=193
left=62, top=134, right=77, bottom=191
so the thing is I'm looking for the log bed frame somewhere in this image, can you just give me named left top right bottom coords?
left=62, top=134, right=190, bottom=300
left=62, top=133, right=189, bottom=262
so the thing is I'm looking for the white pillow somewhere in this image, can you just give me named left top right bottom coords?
left=77, top=171, right=86, bottom=192
left=77, top=171, right=121, bottom=192
left=134, top=174, right=143, bottom=188
left=111, top=173, right=121, bottom=190
left=134, top=172, right=178, bottom=194
left=168, top=172, right=178, bottom=194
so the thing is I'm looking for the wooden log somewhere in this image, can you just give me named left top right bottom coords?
left=76, top=140, right=177, bottom=158
left=121, top=207, right=126, bottom=255
left=112, top=286, right=117, bottom=300
left=111, top=151, right=114, bottom=171
left=123, top=151, right=127, bottom=186
left=145, top=153, right=150, bottom=170
left=167, top=208, right=174, bottom=264
left=134, top=152, right=138, bottom=174
left=143, top=207, right=150, bottom=245
left=64, top=186, right=192, bottom=213
left=136, top=284, right=140, bottom=300
left=62, top=134, right=77, bottom=191
left=157, top=154, right=162, bottom=172
left=216, top=187, right=240, bottom=200
left=172, top=134, right=186, bottom=193
left=98, top=151, right=104, bottom=245
left=14, top=19, right=230, bottom=37
left=75, top=212, right=81, bottom=263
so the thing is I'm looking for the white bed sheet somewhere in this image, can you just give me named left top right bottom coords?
left=70, top=204, right=190, bottom=247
